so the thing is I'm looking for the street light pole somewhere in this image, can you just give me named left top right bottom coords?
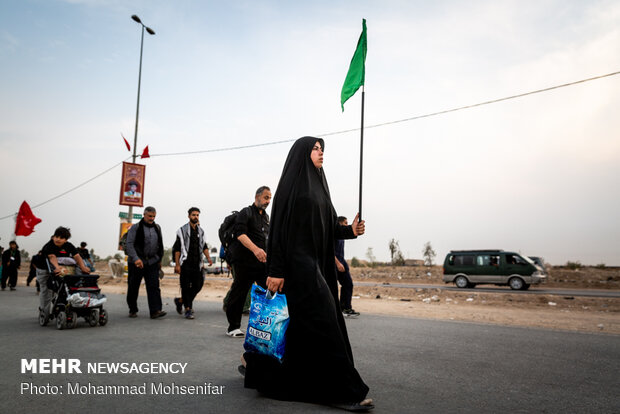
left=128, top=15, right=155, bottom=224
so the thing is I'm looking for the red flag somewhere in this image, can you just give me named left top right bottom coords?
left=14, top=201, right=42, bottom=236
left=140, top=145, right=150, bottom=159
left=121, top=133, right=131, bottom=151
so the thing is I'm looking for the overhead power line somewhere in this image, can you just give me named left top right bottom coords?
left=150, top=70, right=620, bottom=157
left=0, top=159, right=128, bottom=221
left=1, top=69, right=618, bottom=221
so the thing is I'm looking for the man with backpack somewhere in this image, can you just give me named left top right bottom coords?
left=223, top=186, right=271, bottom=338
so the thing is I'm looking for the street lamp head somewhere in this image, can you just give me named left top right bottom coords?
left=145, top=27, right=156, bottom=35
left=131, top=15, right=142, bottom=24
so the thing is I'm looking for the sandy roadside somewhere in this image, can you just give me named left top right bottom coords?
left=93, top=274, right=619, bottom=335
left=13, top=265, right=618, bottom=335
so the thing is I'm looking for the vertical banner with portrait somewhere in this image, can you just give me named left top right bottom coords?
left=118, top=221, right=133, bottom=251
left=119, top=162, right=146, bottom=207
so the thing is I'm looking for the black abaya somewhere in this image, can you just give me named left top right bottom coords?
left=244, top=136, right=369, bottom=404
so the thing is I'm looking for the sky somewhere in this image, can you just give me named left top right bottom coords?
left=0, top=0, right=619, bottom=266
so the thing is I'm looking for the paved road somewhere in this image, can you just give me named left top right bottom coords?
left=353, top=281, right=620, bottom=298
left=0, top=288, right=618, bottom=413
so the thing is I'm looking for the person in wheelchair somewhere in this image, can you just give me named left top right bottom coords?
left=33, top=227, right=91, bottom=317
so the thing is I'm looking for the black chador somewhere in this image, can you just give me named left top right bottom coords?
left=244, top=136, right=369, bottom=405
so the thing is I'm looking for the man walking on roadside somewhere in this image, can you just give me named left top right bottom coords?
left=172, top=207, right=212, bottom=319
left=125, top=206, right=166, bottom=319
left=1, top=241, right=21, bottom=291
left=225, top=186, right=271, bottom=337
left=335, top=216, right=360, bottom=317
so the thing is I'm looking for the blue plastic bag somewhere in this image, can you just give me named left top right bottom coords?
left=243, top=285, right=290, bottom=362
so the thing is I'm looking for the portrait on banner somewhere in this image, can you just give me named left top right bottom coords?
left=119, top=162, right=146, bottom=207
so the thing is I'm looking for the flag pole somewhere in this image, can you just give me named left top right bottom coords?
left=359, top=86, right=365, bottom=221
left=12, top=212, right=17, bottom=241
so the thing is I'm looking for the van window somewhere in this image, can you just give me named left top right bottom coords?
left=477, top=255, right=501, bottom=266
left=477, top=255, right=490, bottom=266
left=454, top=255, right=475, bottom=266
left=506, top=254, right=527, bottom=265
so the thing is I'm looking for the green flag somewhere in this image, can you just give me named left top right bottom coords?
left=340, top=19, right=367, bottom=111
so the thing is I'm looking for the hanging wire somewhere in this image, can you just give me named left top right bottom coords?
left=1, top=69, right=619, bottom=221
left=0, top=159, right=129, bottom=221
left=150, top=70, right=620, bottom=157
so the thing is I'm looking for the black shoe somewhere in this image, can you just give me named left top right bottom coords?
left=343, top=309, right=360, bottom=317
left=150, top=310, right=167, bottom=319
left=174, top=297, right=183, bottom=314
left=237, top=365, right=246, bottom=377
left=10, top=287, right=16, bottom=291
left=128, top=312, right=138, bottom=318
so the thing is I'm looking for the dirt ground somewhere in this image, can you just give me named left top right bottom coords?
left=20, top=263, right=619, bottom=335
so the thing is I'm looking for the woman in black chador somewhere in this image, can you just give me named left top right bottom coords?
left=242, top=136, right=373, bottom=411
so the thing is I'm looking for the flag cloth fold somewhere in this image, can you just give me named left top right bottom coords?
left=140, top=145, right=150, bottom=159
left=122, top=133, right=131, bottom=151
left=14, top=201, right=42, bottom=236
left=340, top=19, right=367, bottom=111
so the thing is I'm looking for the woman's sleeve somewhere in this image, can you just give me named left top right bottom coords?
left=335, top=224, right=356, bottom=240
left=267, top=230, right=286, bottom=279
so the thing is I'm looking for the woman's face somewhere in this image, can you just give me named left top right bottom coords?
left=310, top=141, right=323, bottom=169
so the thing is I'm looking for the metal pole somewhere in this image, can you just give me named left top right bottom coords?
left=358, top=86, right=365, bottom=221
left=128, top=25, right=146, bottom=224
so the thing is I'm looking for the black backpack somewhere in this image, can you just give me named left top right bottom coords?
left=218, top=211, right=239, bottom=263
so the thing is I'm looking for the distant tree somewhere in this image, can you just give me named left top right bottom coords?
left=366, top=247, right=376, bottom=267
left=595, top=263, right=606, bottom=269
left=388, top=239, right=398, bottom=263
left=19, top=249, right=30, bottom=260
left=566, top=261, right=583, bottom=270
left=393, top=250, right=405, bottom=266
left=351, top=257, right=361, bottom=267
left=388, top=239, right=405, bottom=266
left=422, top=241, right=436, bottom=266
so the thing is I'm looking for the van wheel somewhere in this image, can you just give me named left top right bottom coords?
left=509, top=277, right=524, bottom=290
left=455, top=276, right=470, bottom=289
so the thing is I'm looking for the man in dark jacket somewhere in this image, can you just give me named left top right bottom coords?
left=125, top=206, right=166, bottom=319
left=225, top=186, right=271, bottom=337
left=1, top=241, right=21, bottom=291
